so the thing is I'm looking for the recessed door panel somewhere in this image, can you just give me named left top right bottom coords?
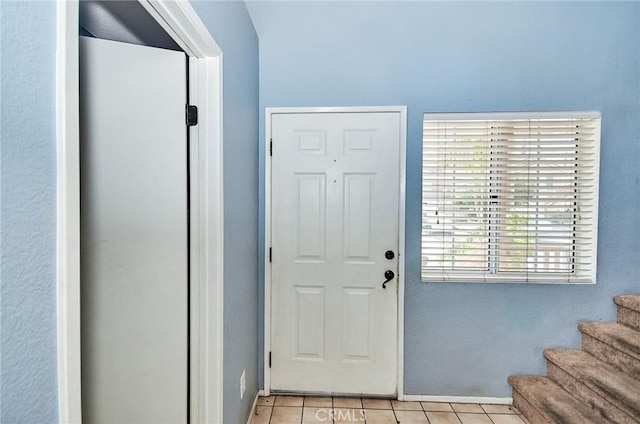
left=342, top=288, right=374, bottom=362
left=294, top=286, right=325, bottom=360
left=294, top=173, right=327, bottom=262
left=344, top=130, right=375, bottom=154
left=343, top=173, right=374, bottom=263
left=297, top=130, right=327, bottom=155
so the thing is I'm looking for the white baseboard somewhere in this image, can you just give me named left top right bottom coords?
left=245, top=391, right=263, bottom=424
left=402, top=394, right=513, bottom=405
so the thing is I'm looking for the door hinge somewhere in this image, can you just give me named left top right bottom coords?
left=269, top=247, right=272, bottom=263
left=269, top=351, right=272, bottom=368
left=269, top=139, right=273, bottom=156
left=186, top=105, right=198, bottom=126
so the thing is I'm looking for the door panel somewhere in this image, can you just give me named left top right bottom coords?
left=271, top=112, right=401, bottom=395
left=342, top=287, right=374, bottom=362
left=80, top=37, right=188, bottom=423
left=295, top=174, right=326, bottom=261
left=343, top=173, right=374, bottom=262
left=294, top=286, right=325, bottom=359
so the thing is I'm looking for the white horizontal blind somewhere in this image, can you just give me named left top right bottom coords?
left=421, top=112, right=601, bottom=283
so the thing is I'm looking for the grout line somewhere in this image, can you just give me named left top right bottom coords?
left=362, top=397, right=367, bottom=424
left=331, top=396, right=334, bottom=424
left=420, top=401, right=431, bottom=424
left=390, top=406, right=398, bottom=424
left=457, top=411, right=495, bottom=414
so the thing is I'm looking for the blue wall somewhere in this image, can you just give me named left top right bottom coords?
left=1, top=1, right=59, bottom=422
left=191, top=2, right=260, bottom=423
left=246, top=1, right=640, bottom=397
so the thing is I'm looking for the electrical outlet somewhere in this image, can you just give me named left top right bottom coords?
left=240, top=370, right=246, bottom=400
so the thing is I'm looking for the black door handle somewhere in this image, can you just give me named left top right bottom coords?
left=382, top=270, right=395, bottom=289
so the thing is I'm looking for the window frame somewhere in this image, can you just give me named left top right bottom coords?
left=421, top=111, right=601, bottom=284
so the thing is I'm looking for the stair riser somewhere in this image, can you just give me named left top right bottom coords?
left=546, top=361, right=638, bottom=424
left=582, top=334, right=640, bottom=377
left=618, top=306, right=640, bottom=332
left=512, top=389, right=553, bottom=424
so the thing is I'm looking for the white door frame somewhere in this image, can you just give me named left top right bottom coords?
left=56, top=1, right=224, bottom=422
left=263, top=106, right=407, bottom=399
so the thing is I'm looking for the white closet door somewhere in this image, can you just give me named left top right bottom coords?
left=80, top=37, right=188, bottom=423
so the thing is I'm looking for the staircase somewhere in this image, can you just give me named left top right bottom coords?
left=508, top=295, right=640, bottom=424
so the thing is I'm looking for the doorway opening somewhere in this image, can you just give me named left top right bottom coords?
left=56, top=1, right=224, bottom=422
left=263, top=107, right=407, bottom=399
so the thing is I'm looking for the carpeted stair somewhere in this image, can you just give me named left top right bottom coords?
left=508, top=295, right=640, bottom=424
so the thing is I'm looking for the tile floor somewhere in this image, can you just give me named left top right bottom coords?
left=251, top=396, right=530, bottom=424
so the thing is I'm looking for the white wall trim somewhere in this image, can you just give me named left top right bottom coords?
left=396, top=106, right=407, bottom=400
left=263, top=106, right=407, bottom=398
left=56, top=2, right=81, bottom=422
left=185, top=55, right=225, bottom=424
left=263, top=111, right=273, bottom=396
left=138, top=0, right=221, bottom=57
left=56, top=1, right=224, bottom=422
left=403, top=395, right=513, bottom=405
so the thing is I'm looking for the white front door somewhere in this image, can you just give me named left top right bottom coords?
left=80, top=37, right=188, bottom=423
left=270, top=110, right=403, bottom=395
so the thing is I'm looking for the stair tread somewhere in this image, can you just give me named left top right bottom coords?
left=509, top=375, right=606, bottom=424
left=544, top=348, right=640, bottom=417
left=579, top=322, right=640, bottom=359
left=615, top=295, right=640, bottom=313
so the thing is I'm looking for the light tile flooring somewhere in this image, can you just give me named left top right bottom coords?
left=252, top=396, right=530, bottom=424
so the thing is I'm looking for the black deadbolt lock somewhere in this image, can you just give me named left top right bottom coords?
left=385, top=250, right=395, bottom=260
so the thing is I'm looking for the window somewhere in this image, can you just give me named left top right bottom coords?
left=421, top=112, right=601, bottom=283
